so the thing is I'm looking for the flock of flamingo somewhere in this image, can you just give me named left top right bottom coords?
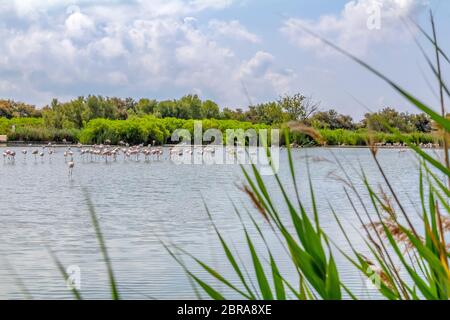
left=2, top=141, right=440, bottom=179
left=1, top=143, right=224, bottom=177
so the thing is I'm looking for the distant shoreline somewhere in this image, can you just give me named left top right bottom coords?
left=0, top=142, right=441, bottom=150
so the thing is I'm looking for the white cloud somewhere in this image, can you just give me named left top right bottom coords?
left=0, top=80, right=17, bottom=92
left=106, top=71, right=128, bottom=85
left=240, top=51, right=274, bottom=78
left=65, top=11, right=96, bottom=39
left=189, top=0, right=235, bottom=12
left=0, top=0, right=293, bottom=107
left=209, top=19, right=261, bottom=43
left=239, top=51, right=298, bottom=102
left=281, top=0, right=425, bottom=55
left=92, top=36, right=128, bottom=58
left=0, top=0, right=239, bottom=21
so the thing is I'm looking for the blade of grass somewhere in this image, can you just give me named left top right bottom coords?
left=83, top=191, right=120, bottom=300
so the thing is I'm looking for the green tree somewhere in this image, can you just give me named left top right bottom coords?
left=412, top=113, right=432, bottom=133
left=157, top=100, right=177, bottom=118
left=201, top=100, right=220, bottom=119
left=179, top=94, right=202, bottom=119
left=362, top=107, right=418, bottom=133
left=64, top=97, right=87, bottom=129
left=0, top=100, right=41, bottom=119
left=220, top=107, right=246, bottom=121
left=86, top=96, right=104, bottom=120
left=51, top=98, right=64, bottom=129
left=278, top=93, right=319, bottom=121
left=125, top=97, right=137, bottom=115
left=310, top=109, right=355, bottom=130
left=137, top=98, right=157, bottom=115
left=253, top=102, right=286, bottom=125
left=108, top=97, right=128, bottom=120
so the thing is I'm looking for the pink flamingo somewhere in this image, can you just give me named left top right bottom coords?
left=68, top=159, right=75, bottom=178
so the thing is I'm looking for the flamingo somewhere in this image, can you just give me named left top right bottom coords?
left=32, top=149, right=38, bottom=161
left=3, top=150, right=16, bottom=163
left=143, top=149, right=150, bottom=161
left=64, top=149, right=73, bottom=162
left=68, top=159, right=75, bottom=178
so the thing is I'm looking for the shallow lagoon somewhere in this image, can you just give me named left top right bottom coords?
left=0, top=146, right=427, bottom=299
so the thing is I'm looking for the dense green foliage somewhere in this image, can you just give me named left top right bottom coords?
left=309, top=109, right=356, bottom=130
left=41, top=95, right=221, bottom=130
left=0, top=99, right=42, bottom=118
left=362, top=107, right=432, bottom=133
left=319, top=129, right=436, bottom=146
left=0, top=114, right=437, bottom=146
left=1, top=94, right=433, bottom=131
left=37, top=93, right=315, bottom=128
left=0, top=117, right=79, bottom=142
left=0, top=114, right=438, bottom=146
left=0, top=94, right=437, bottom=145
left=0, top=117, right=44, bottom=134
left=78, top=116, right=271, bottom=145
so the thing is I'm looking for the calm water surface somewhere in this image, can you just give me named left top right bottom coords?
left=0, top=146, right=432, bottom=299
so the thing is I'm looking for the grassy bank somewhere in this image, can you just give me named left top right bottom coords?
left=0, top=117, right=80, bottom=143
left=319, top=128, right=437, bottom=146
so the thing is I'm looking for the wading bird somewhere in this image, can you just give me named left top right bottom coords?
left=32, top=149, right=38, bottom=161
left=68, top=159, right=75, bottom=178
left=2, top=150, right=16, bottom=163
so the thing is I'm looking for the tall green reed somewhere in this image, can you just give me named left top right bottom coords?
left=167, top=13, right=450, bottom=300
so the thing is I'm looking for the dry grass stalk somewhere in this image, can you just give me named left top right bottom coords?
left=368, top=215, right=450, bottom=252
left=368, top=136, right=378, bottom=157
left=287, top=121, right=325, bottom=145
left=327, top=170, right=353, bottom=189
left=312, top=156, right=333, bottom=163
left=366, top=125, right=379, bottom=157
left=240, top=184, right=270, bottom=223
left=431, top=115, right=450, bottom=146
left=378, top=186, right=396, bottom=219
left=442, top=215, right=450, bottom=232
left=367, top=219, right=422, bottom=251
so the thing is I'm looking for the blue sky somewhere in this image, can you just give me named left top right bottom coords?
left=0, top=0, right=449, bottom=119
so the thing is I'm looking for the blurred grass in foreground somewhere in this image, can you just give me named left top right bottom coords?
left=166, top=12, right=450, bottom=300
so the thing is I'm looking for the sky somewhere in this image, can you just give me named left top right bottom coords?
left=0, top=0, right=450, bottom=119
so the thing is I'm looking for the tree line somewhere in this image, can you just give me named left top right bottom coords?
left=0, top=93, right=433, bottom=134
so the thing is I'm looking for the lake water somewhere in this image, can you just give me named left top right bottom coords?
left=0, top=146, right=435, bottom=299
